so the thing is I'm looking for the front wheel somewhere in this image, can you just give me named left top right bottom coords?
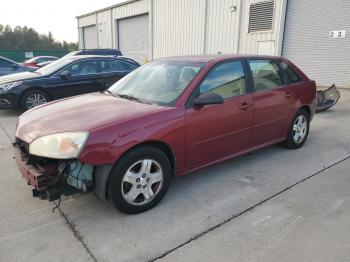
left=285, top=109, right=310, bottom=149
left=108, top=146, right=172, bottom=214
left=21, top=89, right=49, bottom=110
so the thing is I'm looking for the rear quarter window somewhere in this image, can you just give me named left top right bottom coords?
left=121, top=61, right=137, bottom=70
left=279, top=61, right=303, bottom=84
left=248, top=60, right=284, bottom=91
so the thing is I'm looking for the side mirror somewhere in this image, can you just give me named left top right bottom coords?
left=193, top=92, right=224, bottom=106
left=59, top=70, right=71, bottom=79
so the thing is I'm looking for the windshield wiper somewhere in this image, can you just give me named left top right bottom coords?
left=116, top=94, right=150, bottom=104
left=103, top=89, right=115, bottom=96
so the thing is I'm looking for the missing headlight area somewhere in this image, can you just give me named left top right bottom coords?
left=13, top=138, right=93, bottom=202
left=316, top=84, right=341, bottom=112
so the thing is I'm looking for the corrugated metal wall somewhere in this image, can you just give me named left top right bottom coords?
left=78, top=14, right=98, bottom=49
left=97, top=10, right=112, bottom=48
left=117, top=14, right=149, bottom=63
left=78, top=14, right=96, bottom=27
left=83, top=25, right=98, bottom=49
left=77, top=0, right=287, bottom=60
left=239, top=0, right=286, bottom=55
left=282, top=0, right=350, bottom=88
left=205, top=0, right=240, bottom=54
left=112, top=0, right=150, bottom=55
left=152, top=0, right=206, bottom=58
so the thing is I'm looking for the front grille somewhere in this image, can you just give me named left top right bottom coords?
left=16, top=138, right=30, bottom=161
left=0, top=99, right=11, bottom=107
left=15, top=137, right=59, bottom=166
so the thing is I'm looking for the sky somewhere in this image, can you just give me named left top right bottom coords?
left=1, top=0, right=125, bottom=43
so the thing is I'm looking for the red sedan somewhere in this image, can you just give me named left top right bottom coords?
left=14, top=55, right=316, bottom=214
left=22, top=56, right=58, bottom=67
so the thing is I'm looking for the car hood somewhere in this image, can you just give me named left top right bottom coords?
left=0, top=71, right=41, bottom=84
left=16, top=92, right=170, bottom=143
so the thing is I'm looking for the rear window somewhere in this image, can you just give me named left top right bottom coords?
left=249, top=60, right=283, bottom=91
left=279, top=61, right=303, bottom=84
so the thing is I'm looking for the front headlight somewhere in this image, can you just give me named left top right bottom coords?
left=29, top=132, right=89, bottom=159
left=0, top=81, right=23, bottom=91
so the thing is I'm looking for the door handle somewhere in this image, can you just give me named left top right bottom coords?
left=239, top=102, right=252, bottom=111
left=285, top=92, right=293, bottom=99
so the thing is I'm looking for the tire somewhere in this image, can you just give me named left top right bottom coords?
left=284, top=109, right=310, bottom=149
left=20, top=89, right=49, bottom=110
left=108, top=146, right=172, bottom=214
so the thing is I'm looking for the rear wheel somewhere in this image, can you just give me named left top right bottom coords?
left=108, top=146, right=172, bottom=214
left=21, top=89, right=49, bottom=110
left=285, top=109, right=310, bottom=149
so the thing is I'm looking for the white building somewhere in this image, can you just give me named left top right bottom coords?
left=77, top=0, right=350, bottom=88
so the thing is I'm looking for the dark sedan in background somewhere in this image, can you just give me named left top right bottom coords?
left=0, top=56, right=37, bottom=76
left=0, top=55, right=139, bottom=110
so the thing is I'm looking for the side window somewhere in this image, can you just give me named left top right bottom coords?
left=249, top=60, right=283, bottom=91
left=0, top=59, right=12, bottom=68
left=65, top=60, right=98, bottom=76
left=279, top=61, right=303, bottom=84
left=121, top=61, right=137, bottom=70
left=100, top=60, right=127, bottom=73
left=199, top=61, right=246, bottom=99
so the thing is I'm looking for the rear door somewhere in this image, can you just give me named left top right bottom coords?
left=47, top=60, right=104, bottom=99
left=248, top=59, right=293, bottom=147
left=98, top=59, right=135, bottom=88
left=186, top=60, right=254, bottom=169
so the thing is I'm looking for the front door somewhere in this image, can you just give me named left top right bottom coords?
left=47, top=60, right=104, bottom=99
left=186, top=60, right=254, bottom=169
left=248, top=59, right=293, bottom=147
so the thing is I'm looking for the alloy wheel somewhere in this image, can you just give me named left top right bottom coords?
left=121, top=159, right=164, bottom=206
left=26, top=93, right=47, bottom=109
left=292, top=115, right=307, bottom=144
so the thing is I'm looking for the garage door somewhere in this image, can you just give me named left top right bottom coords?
left=83, top=25, right=98, bottom=49
left=117, top=14, right=149, bottom=63
left=282, top=0, right=350, bottom=88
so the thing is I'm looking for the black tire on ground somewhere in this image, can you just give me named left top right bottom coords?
left=108, top=146, right=172, bottom=214
left=20, top=89, right=49, bottom=110
left=284, top=108, right=310, bottom=149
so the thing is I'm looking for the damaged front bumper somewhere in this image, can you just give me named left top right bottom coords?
left=316, top=84, right=341, bottom=112
left=13, top=138, right=97, bottom=202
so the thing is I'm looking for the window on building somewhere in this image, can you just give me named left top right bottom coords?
left=279, top=61, right=303, bottom=84
left=249, top=60, right=283, bottom=91
left=248, top=1, right=274, bottom=33
left=199, top=61, right=246, bottom=99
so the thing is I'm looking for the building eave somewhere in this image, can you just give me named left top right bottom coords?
left=76, top=0, right=140, bottom=19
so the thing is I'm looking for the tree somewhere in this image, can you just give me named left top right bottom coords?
left=0, top=24, right=78, bottom=51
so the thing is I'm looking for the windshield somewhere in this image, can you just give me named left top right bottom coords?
left=108, top=61, right=204, bottom=106
left=36, top=58, right=73, bottom=75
